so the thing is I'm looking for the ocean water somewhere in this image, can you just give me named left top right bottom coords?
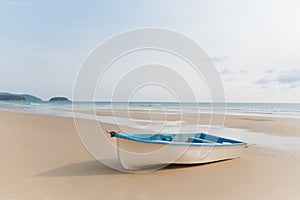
left=1, top=101, right=300, bottom=117
left=1, top=100, right=300, bottom=152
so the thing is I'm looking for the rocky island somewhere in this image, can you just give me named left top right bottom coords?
left=49, top=97, right=71, bottom=102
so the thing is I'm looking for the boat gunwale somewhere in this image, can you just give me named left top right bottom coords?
left=111, top=132, right=247, bottom=147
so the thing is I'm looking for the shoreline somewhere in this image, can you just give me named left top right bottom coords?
left=73, top=108, right=300, bottom=137
left=2, top=106, right=300, bottom=137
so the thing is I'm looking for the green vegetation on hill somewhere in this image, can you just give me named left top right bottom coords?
left=0, top=92, right=42, bottom=102
left=0, top=94, right=26, bottom=101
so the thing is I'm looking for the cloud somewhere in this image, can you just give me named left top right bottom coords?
left=256, top=78, right=270, bottom=84
left=275, top=70, right=300, bottom=84
left=265, top=69, right=276, bottom=73
left=224, top=78, right=234, bottom=82
left=255, top=70, right=300, bottom=88
left=289, top=84, right=299, bottom=89
left=256, top=70, right=300, bottom=89
left=240, top=69, right=247, bottom=73
left=219, top=68, right=232, bottom=74
left=261, top=86, right=267, bottom=89
left=211, top=56, right=228, bottom=62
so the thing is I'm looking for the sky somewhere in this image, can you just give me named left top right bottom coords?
left=0, top=0, right=300, bottom=102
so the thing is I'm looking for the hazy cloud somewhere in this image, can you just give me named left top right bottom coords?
left=224, top=78, right=235, bottom=82
left=261, top=86, right=267, bottom=89
left=240, top=69, right=247, bottom=73
left=289, top=84, right=299, bottom=89
left=265, top=69, right=275, bottom=73
left=275, top=70, right=300, bottom=84
left=211, top=56, right=228, bottom=62
left=256, top=78, right=271, bottom=84
left=256, top=70, right=300, bottom=89
left=219, top=68, right=232, bottom=74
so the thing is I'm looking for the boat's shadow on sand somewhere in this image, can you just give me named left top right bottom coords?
left=37, top=159, right=232, bottom=177
left=37, top=160, right=122, bottom=177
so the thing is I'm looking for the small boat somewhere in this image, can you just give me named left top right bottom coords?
left=109, top=131, right=247, bottom=170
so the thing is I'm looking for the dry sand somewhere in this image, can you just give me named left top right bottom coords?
left=1, top=109, right=300, bottom=200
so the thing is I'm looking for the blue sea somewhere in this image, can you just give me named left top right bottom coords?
left=0, top=101, right=300, bottom=117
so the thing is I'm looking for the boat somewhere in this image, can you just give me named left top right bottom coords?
left=109, top=131, right=247, bottom=170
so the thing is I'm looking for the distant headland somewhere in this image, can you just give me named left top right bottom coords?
left=0, top=92, right=42, bottom=102
left=0, top=92, right=71, bottom=102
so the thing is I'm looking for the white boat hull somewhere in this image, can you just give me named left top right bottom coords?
left=116, top=137, right=246, bottom=170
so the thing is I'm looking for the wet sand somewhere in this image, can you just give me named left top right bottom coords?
left=81, top=109, right=300, bottom=136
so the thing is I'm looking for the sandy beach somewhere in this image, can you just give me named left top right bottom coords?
left=1, top=109, right=300, bottom=199
left=3, top=0, right=300, bottom=199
